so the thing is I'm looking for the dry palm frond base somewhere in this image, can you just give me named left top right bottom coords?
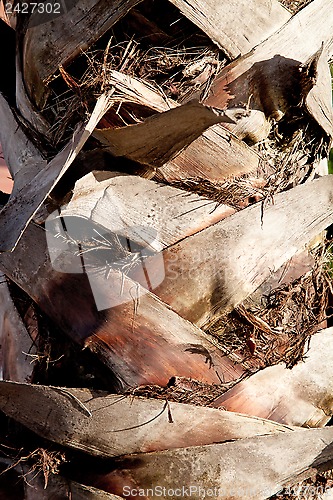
left=127, top=377, right=227, bottom=407
left=21, top=0, right=326, bottom=227
left=127, top=240, right=332, bottom=409
left=4, top=279, right=121, bottom=390
left=208, top=242, right=331, bottom=372
left=41, top=0, right=225, bottom=149
left=1, top=1, right=333, bottom=499
left=44, top=45, right=326, bottom=214
left=166, top=120, right=327, bottom=209
left=34, top=0, right=325, bottom=199
left=4, top=240, right=331, bottom=413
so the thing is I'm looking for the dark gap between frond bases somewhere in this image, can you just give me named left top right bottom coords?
left=42, top=0, right=227, bottom=147
left=0, top=19, right=16, bottom=106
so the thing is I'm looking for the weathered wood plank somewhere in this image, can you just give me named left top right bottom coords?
left=204, top=0, right=333, bottom=140
left=142, top=175, right=333, bottom=328
left=0, top=92, right=112, bottom=252
left=60, top=171, right=235, bottom=251
left=101, top=427, right=333, bottom=499
left=168, top=0, right=290, bottom=59
left=212, top=327, right=333, bottom=427
left=0, top=381, right=295, bottom=458
left=23, top=0, right=142, bottom=108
